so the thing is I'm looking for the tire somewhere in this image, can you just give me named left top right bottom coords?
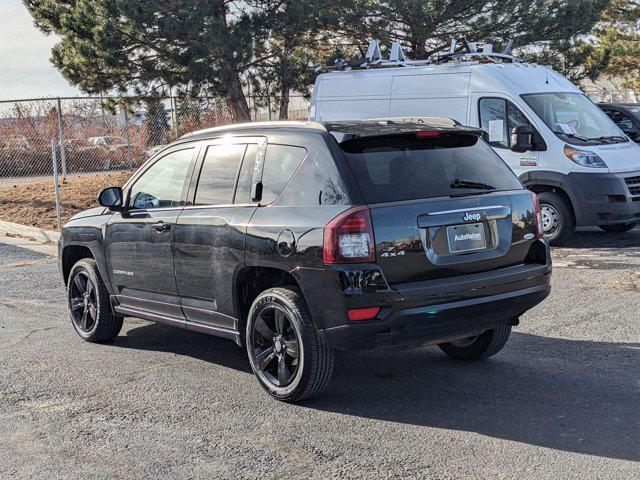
left=438, top=325, right=512, bottom=360
left=537, top=191, right=575, bottom=246
left=598, top=223, right=637, bottom=233
left=67, top=258, right=123, bottom=343
left=245, top=287, right=334, bottom=402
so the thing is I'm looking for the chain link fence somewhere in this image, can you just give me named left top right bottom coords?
left=0, top=94, right=309, bottom=231
left=0, top=94, right=310, bottom=186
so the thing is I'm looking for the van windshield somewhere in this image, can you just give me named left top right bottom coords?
left=522, top=92, right=628, bottom=145
left=340, top=133, right=522, bottom=204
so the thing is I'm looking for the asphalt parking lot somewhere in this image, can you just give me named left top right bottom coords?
left=1, top=230, right=639, bottom=479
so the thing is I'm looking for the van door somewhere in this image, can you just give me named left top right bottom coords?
left=478, top=97, right=540, bottom=177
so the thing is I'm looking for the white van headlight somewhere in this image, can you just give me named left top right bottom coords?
left=564, top=145, right=607, bottom=168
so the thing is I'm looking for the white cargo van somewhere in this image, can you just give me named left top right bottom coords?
left=309, top=44, right=640, bottom=244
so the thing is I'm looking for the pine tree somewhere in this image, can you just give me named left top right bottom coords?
left=592, top=0, right=640, bottom=96
left=145, top=98, right=169, bottom=146
left=23, top=0, right=257, bottom=121
left=247, top=1, right=351, bottom=119
left=341, top=1, right=610, bottom=62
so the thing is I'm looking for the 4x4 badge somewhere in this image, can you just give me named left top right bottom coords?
left=463, top=212, right=481, bottom=222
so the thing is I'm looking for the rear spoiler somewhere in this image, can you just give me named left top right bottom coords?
left=324, top=121, right=483, bottom=143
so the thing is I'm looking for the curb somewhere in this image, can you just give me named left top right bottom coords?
left=0, top=220, right=60, bottom=244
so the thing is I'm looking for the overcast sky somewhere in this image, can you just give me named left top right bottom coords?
left=0, top=0, right=81, bottom=100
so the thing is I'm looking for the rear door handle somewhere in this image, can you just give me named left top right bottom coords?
left=152, top=221, right=171, bottom=232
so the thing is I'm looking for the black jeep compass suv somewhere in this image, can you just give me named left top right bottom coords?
left=59, top=120, right=551, bottom=402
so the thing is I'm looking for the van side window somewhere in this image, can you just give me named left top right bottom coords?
left=261, top=145, right=307, bottom=204
left=234, top=144, right=258, bottom=204
left=194, top=144, right=247, bottom=205
left=507, top=102, right=531, bottom=136
left=479, top=98, right=508, bottom=148
left=479, top=98, right=532, bottom=149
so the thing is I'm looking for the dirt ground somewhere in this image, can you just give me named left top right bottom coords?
left=0, top=172, right=131, bottom=230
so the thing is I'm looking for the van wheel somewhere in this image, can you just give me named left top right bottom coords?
left=538, top=191, right=575, bottom=246
left=67, top=259, right=123, bottom=342
left=438, top=325, right=512, bottom=360
left=246, top=287, right=334, bottom=402
left=599, top=223, right=637, bottom=233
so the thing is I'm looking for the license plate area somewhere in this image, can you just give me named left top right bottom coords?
left=446, top=223, right=486, bottom=254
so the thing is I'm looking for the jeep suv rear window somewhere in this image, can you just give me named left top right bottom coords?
left=340, top=134, right=522, bottom=203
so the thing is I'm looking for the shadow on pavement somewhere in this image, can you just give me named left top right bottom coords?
left=111, top=321, right=252, bottom=373
left=561, top=228, right=640, bottom=249
left=112, top=322, right=639, bottom=462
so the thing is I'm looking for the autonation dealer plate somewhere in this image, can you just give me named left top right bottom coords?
left=446, top=223, right=486, bottom=253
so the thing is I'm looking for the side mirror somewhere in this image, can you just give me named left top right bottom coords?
left=98, top=187, right=123, bottom=210
left=511, top=125, right=534, bottom=153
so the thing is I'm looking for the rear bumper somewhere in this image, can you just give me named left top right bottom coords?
left=563, top=171, right=640, bottom=226
left=295, top=242, right=552, bottom=351
left=322, top=283, right=549, bottom=350
left=324, top=285, right=551, bottom=350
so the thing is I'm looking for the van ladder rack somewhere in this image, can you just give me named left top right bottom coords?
left=435, top=38, right=521, bottom=64
left=314, top=39, right=521, bottom=72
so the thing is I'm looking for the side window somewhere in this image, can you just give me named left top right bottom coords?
left=479, top=98, right=508, bottom=149
left=607, top=110, right=635, bottom=130
left=194, top=144, right=246, bottom=205
left=234, top=144, right=258, bottom=204
left=261, top=145, right=307, bottom=204
left=507, top=101, right=532, bottom=136
left=480, top=98, right=533, bottom=149
left=277, top=147, right=351, bottom=206
left=129, top=148, right=193, bottom=210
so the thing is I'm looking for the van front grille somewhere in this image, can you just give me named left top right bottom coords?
left=625, top=176, right=640, bottom=196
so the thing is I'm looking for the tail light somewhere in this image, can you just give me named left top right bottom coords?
left=416, top=131, right=440, bottom=138
left=324, top=206, right=375, bottom=264
left=348, top=307, right=381, bottom=321
left=531, top=191, right=544, bottom=238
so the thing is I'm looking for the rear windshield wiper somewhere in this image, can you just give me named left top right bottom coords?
left=552, top=131, right=590, bottom=142
left=450, top=178, right=496, bottom=190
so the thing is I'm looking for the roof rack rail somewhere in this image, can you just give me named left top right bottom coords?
left=314, top=41, right=430, bottom=72
left=314, top=38, right=520, bottom=72
left=434, top=38, right=522, bottom=64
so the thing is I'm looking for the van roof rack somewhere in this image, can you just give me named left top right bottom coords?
left=314, top=41, right=431, bottom=72
left=434, top=38, right=522, bottom=64
left=314, top=38, right=521, bottom=72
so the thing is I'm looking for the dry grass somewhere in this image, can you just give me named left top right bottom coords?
left=0, top=172, right=131, bottom=231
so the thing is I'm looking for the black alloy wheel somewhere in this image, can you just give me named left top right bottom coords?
left=246, top=287, right=334, bottom=402
left=438, top=325, right=512, bottom=360
left=67, top=258, right=123, bottom=343
left=69, top=271, right=98, bottom=334
left=250, top=304, right=301, bottom=388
